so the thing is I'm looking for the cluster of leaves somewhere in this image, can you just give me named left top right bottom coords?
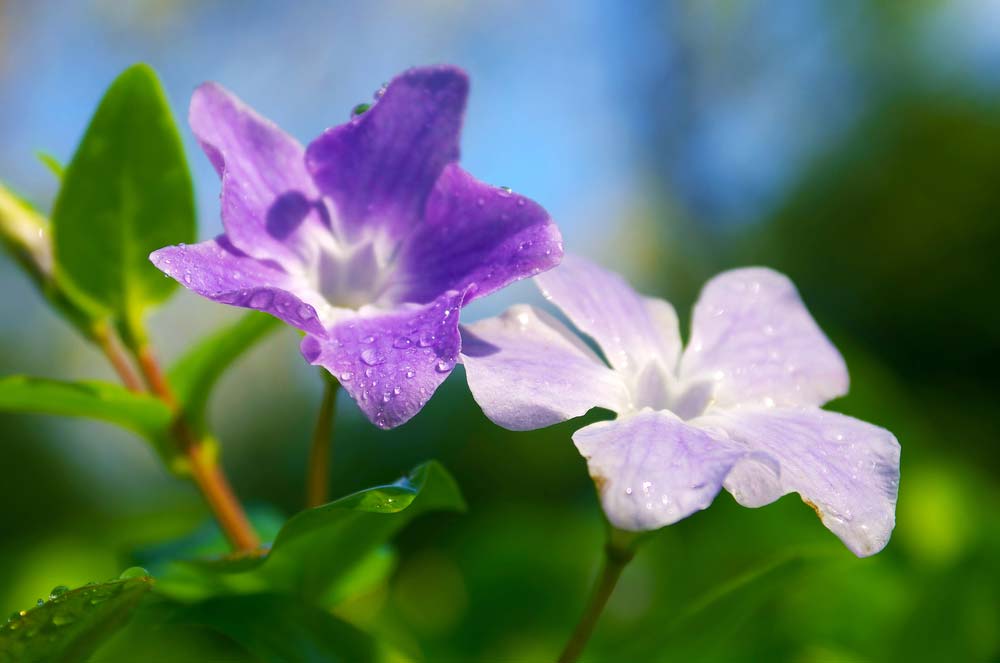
left=0, top=65, right=465, bottom=661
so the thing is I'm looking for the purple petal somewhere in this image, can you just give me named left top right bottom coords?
left=574, top=410, right=765, bottom=531
left=535, top=254, right=682, bottom=383
left=301, top=290, right=466, bottom=429
left=150, top=238, right=326, bottom=336
left=390, top=165, right=563, bottom=304
left=696, top=407, right=900, bottom=557
left=460, top=305, right=630, bottom=430
left=680, top=268, right=848, bottom=409
left=306, top=66, right=468, bottom=243
left=190, top=83, right=326, bottom=264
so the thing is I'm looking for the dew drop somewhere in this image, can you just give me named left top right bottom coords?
left=393, top=386, right=401, bottom=395
left=48, top=585, right=69, bottom=600
left=405, top=369, right=415, bottom=379
left=119, top=567, right=149, bottom=581
left=499, top=185, right=513, bottom=194
left=52, top=613, right=76, bottom=627
left=382, top=391, right=392, bottom=403
left=360, top=348, right=384, bottom=366
left=393, top=336, right=413, bottom=349
left=361, top=335, right=375, bottom=344
left=435, top=359, right=454, bottom=373
left=418, top=332, right=436, bottom=347
left=36, top=599, right=44, bottom=607
left=249, top=290, right=274, bottom=309
left=340, top=371, right=354, bottom=382
left=183, top=272, right=192, bottom=284
left=297, top=305, right=315, bottom=320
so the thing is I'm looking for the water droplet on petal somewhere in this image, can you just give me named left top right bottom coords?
left=418, top=332, right=436, bottom=347
left=405, top=369, right=415, bottom=379
left=435, top=359, right=454, bottom=373
left=393, top=336, right=413, bottom=349
left=249, top=291, right=274, bottom=309
left=382, top=391, right=392, bottom=403
left=297, top=305, right=315, bottom=320
left=499, top=185, right=513, bottom=194
left=360, top=348, right=384, bottom=366
left=340, top=371, right=354, bottom=381
left=361, top=335, right=375, bottom=344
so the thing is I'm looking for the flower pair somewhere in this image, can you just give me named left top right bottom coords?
left=153, top=66, right=899, bottom=555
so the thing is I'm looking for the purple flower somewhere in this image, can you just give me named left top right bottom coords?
left=460, top=255, right=900, bottom=556
left=151, top=66, right=562, bottom=429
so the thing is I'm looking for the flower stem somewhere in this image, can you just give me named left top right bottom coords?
left=93, top=324, right=144, bottom=393
left=305, top=376, right=339, bottom=508
left=557, top=531, right=638, bottom=663
left=135, top=344, right=260, bottom=552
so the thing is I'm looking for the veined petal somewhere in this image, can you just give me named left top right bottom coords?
left=390, top=165, right=562, bottom=305
left=535, top=254, right=682, bottom=386
left=460, top=305, right=630, bottom=431
left=695, top=407, right=900, bottom=557
left=190, top=83, right=326, bottom=265
left=300, top=290, right=466, bottom=429
left=306, top=66, right=468, bottom=244
left=680, top=268, right=848, bottom=409
left=574, top=410, right=763, bottom=531
left=150, top=238, right=326, bottom=336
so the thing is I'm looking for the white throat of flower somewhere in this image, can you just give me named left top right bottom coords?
left=626, top=360, right=714, bottom=420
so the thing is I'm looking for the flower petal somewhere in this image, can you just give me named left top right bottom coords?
left=306, top=66, right=468, bottom=244
left=696, top=407, right=900, bottom=557
left=190, top=83, right=326, bottom=265
left=389, top=164, right=563, bottom=305
left=535, top=254, right=682, bottom=385
left=574, top=410, right=764, bottom=531
left=460, top=305, right=630, bottom=430
left=680, top=268, right=848, bottom=409
left=150, top=238, right=326, bottom=336
left=300, top=290, right=466, bottom=429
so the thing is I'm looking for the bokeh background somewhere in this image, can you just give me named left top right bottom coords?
left=2, top=1, right=999, bottom=661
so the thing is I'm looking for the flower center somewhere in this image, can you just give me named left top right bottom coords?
left=630, top=360, right=714, bottom=420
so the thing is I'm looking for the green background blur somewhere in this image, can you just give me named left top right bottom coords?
left=1, top=1, right=998, bottom=661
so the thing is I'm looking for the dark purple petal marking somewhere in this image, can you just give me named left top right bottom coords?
left=150, top=238, right=325, bottom=336
left=305, top=66, right=468, bottom=243
left=301, top=289, right=467, bottom=429
left=190, top=83, right=325, bottom=264
left=680, top=268, right=849, bottom=409
left=391, top=164, right=563, bottom=304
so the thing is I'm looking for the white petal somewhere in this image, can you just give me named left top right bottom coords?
left=696, top=407, right=901, bottom=557
left=680, top=268, right=849, bottom=409
left=460, top=305, right=631, bottom=430
left=535, top=254, right=682, bottom=388
left=573, top=410, right=767, bottom=531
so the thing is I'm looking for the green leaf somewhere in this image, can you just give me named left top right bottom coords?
left=172, top=594, right=381, bottom=663
left=0, top=571, right=154, bottom=663
left=51, top=63, right=195, bottom=345
left=168, top=312, right=281, bottom=428
left=35, top=152, right=64, bottom=179
left=155, top=462, right=465, bottom=602
left=0, top=376, right=172, bottom=443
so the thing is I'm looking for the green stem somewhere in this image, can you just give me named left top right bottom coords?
left=557, top=531, right=638, bottom=663
left=305, top=376, right=339, bottom=508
